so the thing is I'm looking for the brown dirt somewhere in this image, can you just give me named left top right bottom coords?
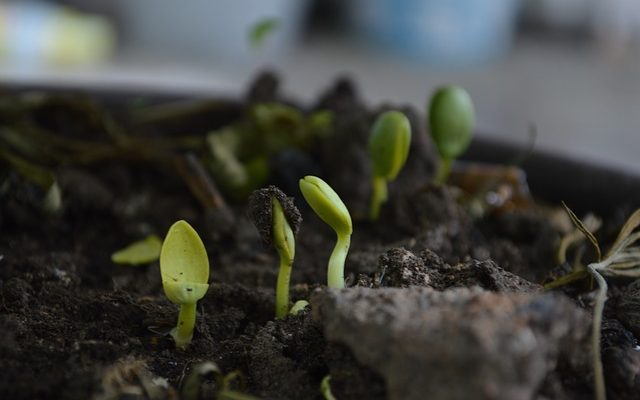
left=1, top=73, right=639, bottom=399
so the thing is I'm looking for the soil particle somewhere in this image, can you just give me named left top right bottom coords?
left=615, top=278, right=640, bottom=338
left=249, top=312, right=326, bottom=399
left=376, top=247, right=540, bottom=292
left=312, top=287, right=589, bottom=400
left=247, top=185, right=302, bottom=246
left=601, top=319, right=640, bottom=399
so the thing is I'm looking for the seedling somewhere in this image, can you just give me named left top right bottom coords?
left=368, top=110, right=412, bottom=220
left=160, top=220, right=210, bottom=349
left=299, top=176, right=352, bottom=288
left=289, top=300, right=309, bottom=315
left=248, top=186, right=301, bottom=318
left=428, top=85, right=475, bottom=185
left=320, top=375, right=336, bottom=400
left=548, top=204, right=640, bottom=400
left=111, top=235, right=162, bottom=265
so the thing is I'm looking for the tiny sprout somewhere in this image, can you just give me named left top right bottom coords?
left=428, top=85, right=475, bottom=184
left=248, top=186, right=302, bottom=319
left=160, top=220, right=210, bottom=349
left=320, top=375, right=336, bottom=400
left=368, top=110, right=412, bottom=220
left=289, top=300, right=309, bottom=315
left=111, top=235, right=162, bottom=265
left=299, top=176, right=352, bottom=288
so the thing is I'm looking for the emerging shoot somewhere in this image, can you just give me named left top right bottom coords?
left=368, top=110, right=412, bottom=220
left=248, top=186, right=302, bottom=319
left=289, top=300, right=309, bottom=315
left=428, top=85, right=475, bottom=185
left=299, top=176, right=352, bottom=288
left=160, top=220, right=210, bottom=349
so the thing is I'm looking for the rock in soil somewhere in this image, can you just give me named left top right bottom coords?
left=312, top=287, right=589, bottom=400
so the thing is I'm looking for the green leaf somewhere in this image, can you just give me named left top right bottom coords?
left=299, top=176, right=352, bottom=237
left=428, top=85, right=475, bottom=160
left=369, top=110, right=411, bottom=180
left=111, top=235, right=163, bottom=265
left=248, top=18, right=280, bottom=49
left=160, top=220, right=210, bottom=304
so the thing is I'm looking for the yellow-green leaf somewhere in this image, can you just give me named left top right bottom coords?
left=111, top=235, right=162, bottom=265
left=369, top=110, right=411, bottom=180
left=160, top=221, right=210, bottom=304
left=299, top=176, right=352, bottom=237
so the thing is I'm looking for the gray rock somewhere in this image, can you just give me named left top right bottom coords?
left=312, top=287, right=588, bottom=400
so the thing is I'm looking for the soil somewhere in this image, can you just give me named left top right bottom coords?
left=1, top=72, right=639, bottom=400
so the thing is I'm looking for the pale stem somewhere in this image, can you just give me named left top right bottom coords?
left=172, top=302, right=197, bottom=349
left=328, top=234, right=351, bottom=289
left=275, top=257, right=293, bottom=319
left=586, top=263, right=607, bottom=400
left=369, top=175, right=388, bottom=221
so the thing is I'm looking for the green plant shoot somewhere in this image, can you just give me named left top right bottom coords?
left=160, top=220, right=210, bottom=349
left=111, top=235, right=162, bottom=265
left=289, top=300, right=309, bottom=315
left=428, top=85, right=475, bottom=184
left=368, top=110, right=411, bottom=220
left=248, top=186, right=301, bottom=319
left=299, top=176, right=352, bottom=288
left=272, top=198, right=296, bottom=318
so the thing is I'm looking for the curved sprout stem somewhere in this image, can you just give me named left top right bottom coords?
left=586, top=263, right=607, bottom=400
left=328, top=234, right=351, bottom=288
left=275, top=256, right=293, bottom=318
left=369, top=175, right=388, bottom=221
left=172, top=302, right=197, bottom=349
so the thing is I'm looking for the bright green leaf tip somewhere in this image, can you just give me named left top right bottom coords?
left=428, top=85, right=475, bottom=161
left=368, top=110, right=412, bottom=180
left=299, top=176, right=352, bottom=237
left=111, top=234, right=162, bottom=265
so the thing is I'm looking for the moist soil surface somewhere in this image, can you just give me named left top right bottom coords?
left=1, top=73, right=640, bottom=400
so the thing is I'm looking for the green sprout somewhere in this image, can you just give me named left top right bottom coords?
left=248, top=186, right=302, bottom=318
left=320, top=375, right=336, bottom=400
left=160, top=220, right=210, bottom=349
left=428, top=85, right=475, bottom=185
left=299, top=176, right=352, bottom=288
left=289, top=300, right=309, bottom=315
left=111, top=234, right=162, bottom=265
left=368, top=110, right=411, bottom=220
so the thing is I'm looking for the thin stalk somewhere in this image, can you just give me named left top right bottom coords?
left=172, top=302, right=197, bottom=349
left=435, top=157, right=452, bottom=185
left=369, top=175, right=388, bottom=221
left=586, top=263, right=607, bottom=400
left=543, top=269, right=589, bottom=290
left=328, top=234, right=351, bottom=288
left=275, top=257, right=293, bottom=319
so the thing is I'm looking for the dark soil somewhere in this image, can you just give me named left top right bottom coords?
left=1, top=73, right=639, bottom=399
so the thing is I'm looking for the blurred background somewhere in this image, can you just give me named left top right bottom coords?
left=1, top=0, right=640, bottom=172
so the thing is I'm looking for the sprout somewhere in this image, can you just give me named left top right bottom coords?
left=289, top=300, right=309, bottom=315
left=368, top=110, right=411, bottom=220
left=160, top=220, right=210, bottom=349
left=248, top=186, right=302, bottom=319
left=299, top=176, right=352, bottom=288
left=320, top=375, right=336, bottom=400
left=428, top=85, right=475, bottom=184
left=111, top=235, right=162, bottom=265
